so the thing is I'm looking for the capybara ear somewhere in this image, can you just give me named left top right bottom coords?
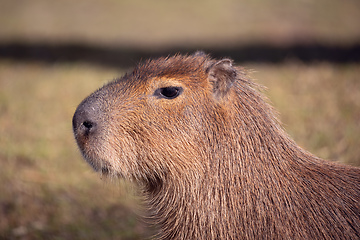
left=207, top=59, right=237, bottom=99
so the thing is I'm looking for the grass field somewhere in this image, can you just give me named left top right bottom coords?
left=1, top=0, right=360, bottom=239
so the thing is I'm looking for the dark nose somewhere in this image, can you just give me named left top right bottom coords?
left=72, top=98, right=100, bottom=138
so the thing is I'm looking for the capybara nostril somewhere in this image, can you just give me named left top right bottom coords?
left=73, top=110, right=98, bottom=136
left=82, top=120, right=95, bottom=130
left=79, top=120, right=97, bottom=135
left=72, top=99, right=100, bottom=138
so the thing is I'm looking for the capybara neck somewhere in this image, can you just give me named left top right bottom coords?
left=73, top=53, right=360, bottom=239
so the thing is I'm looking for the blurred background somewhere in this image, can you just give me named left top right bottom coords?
left=0, top=0, right=359, bottom=239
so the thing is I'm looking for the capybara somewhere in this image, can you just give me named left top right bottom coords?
left=72, top=52, right=360, bottom=239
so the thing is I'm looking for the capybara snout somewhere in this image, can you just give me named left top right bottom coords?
left=73, top=53, right=360, bottom=239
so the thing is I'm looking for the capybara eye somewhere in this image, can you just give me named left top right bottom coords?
left=155, top=87, right=183, bottom=99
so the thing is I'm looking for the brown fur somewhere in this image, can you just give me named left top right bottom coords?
left=73, top=53, right=360, bottom=239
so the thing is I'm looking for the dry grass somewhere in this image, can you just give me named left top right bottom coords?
left=0, top=60, right=359, bottom=239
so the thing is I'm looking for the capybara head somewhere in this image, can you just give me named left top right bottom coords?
left=72, top=52, right=254, bottom=184
left=73, top=53, right=360, bottom=239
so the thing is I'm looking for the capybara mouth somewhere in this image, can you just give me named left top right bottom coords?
left=101, top=165, right=110, bottom=175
